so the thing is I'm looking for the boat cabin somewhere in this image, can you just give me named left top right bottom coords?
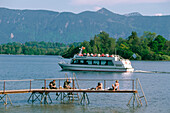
left=71, top=59, right=114, bottom=66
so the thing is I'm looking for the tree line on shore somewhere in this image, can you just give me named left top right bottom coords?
left=0, top=31, right=170, bottom=60
left=0, top=41, right=67, bottom=55
left=62, top=31, right=170, bottom=60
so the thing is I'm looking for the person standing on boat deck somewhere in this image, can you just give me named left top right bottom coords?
left=49, top=80, right=57, bottom=89
left=112, top=80, right=119, bottom=91
left=63, top=78, right=72, bottom=89
left=96, top=82, right=103, bottom=90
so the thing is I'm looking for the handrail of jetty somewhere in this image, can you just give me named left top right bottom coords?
left=0, top=78, right=147, bottom=106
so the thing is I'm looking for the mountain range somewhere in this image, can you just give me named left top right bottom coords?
left=0, top=7, right=170, bottom=44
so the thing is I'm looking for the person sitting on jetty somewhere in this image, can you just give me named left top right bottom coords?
left=63, top=78, right=72, bottom=89
left=49, top=80, right=59, bottom=96
left=112, top=80, right=119, bottom=91
left=49, top=80, right=57, bottom=89
left=96, top=82, right=103, bottom=90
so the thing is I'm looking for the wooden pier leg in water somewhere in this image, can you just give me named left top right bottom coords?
left=5, top=94, right=12, bottom=105
left=27, top=93, right=33, bottom=103
left=133, top=93, right=135, bottom=106
left=40, top=94, right=44, bottom=104
left=137, top=79, right=148, bottom=106
left=5, top=94, right=7, bottom=105
left=135, top=94, right=140, bottom=106
left=128, top=93, right=139, bottom=106
left=32, top=93, right=34, bottom=103
left=47, top=93, right=52, bottom=104
left=7, top=95, right=12, bottom=105
left=80, top=92, right=90, bottom=105
left=56, top=93, right=61, bottom=100
left=79, top=93, right=83, bottom=104
left=0, top=94, right=12, bottom=105
left=137, top=94, right=143, bottom=106
left=28, top=92, right=42, bottom=104
left=86, top=93, right=90, bottom=104
left=61, top=92, right=63, bottom=100
left=127, top=94, right=133, bottom=106
left=0, top=95, right=6, bottom=104
left=40, top=92, right=52, bottom=104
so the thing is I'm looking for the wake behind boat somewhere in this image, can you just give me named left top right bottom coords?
left=58, top=47, right=134, bottom=72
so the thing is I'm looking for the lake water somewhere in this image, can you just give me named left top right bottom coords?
left=0, top=55, right=170, bottom=113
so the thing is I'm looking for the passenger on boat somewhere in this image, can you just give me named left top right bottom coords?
left=93, top=53, right=97, bottom=57
left=96, top=82, right=103, bottom=90
left=112, top=80, right=119, bottom=91
left=63, top=78, right=72, bottom=89
left=101, top=53, right=105, bottom=57
left=49, top=80, right=57, bottom=89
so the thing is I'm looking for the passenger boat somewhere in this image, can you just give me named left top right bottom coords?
left=58, top=47, right=134, bottom=72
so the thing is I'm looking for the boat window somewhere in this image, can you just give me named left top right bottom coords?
left=71, top=59, right=113, bottom=65
left=104, top=60, right=114, bottom=65
left=71, top=60, right=74, bottom=64
left=80, top=60, right=84, bottom=64
left=101, top=60, right=106, bottom=65
left=86, top=60, right=92, bottom=65
left=108, top=60, right=113, bottom=65
left=93, top=60, right=99, bottom=65
left=84, top=60, right=88, bottom=64
left=71, top=59, right=79, bottom=64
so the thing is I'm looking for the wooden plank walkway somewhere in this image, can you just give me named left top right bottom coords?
left=0, top=89, right=138, bottom=94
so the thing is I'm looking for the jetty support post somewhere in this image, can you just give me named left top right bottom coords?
left=80, top=92, right=90, bottom=105
left=137, top=78, right=148, bottom=106
left=40, top=92, right=52, bottom=104
left=127, top=79, right=139, bottom=106
left=28, top=92, right=44, bottom=104
left=0, top=94, right=12, bottom=105
left=127, top=78, right=147, bottom=107
left=28, top=91, right=52, bottom=104
left=3, top=81, right=5, bottom=93
left=44, top=80, right=46, bottom=89
left=30, top=80, right=31, bottom=91
left=0, top=81, right=12, bottom=105
left=104, top=80, right=106, bottom=89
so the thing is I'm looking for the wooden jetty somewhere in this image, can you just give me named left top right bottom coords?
left=0, top=75, right=147, bottom=106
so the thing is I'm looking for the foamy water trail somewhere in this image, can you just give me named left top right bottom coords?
left=134, top=70, right=170, bottom=74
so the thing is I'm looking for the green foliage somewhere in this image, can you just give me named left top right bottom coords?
left=0, top=31, right=170, bottom=61
left=0, top=41, right=66, bottom=55
left=82, top=31, right=116, bottom=54
left=62, top=31, right=170, bottom=61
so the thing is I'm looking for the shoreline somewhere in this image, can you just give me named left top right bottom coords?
left=0, top=54, right=170, bottom=61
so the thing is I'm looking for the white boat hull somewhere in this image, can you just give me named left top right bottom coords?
left=59, top=63, right=134, bottom=72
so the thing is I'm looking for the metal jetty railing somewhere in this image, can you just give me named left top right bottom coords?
left=0, top=77, right=147, bottom=106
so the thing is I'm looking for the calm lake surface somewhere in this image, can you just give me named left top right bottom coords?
left=0, top=55, right=170, bottom=113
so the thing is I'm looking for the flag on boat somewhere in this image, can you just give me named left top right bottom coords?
left=132, top=53, right=137, bottom=59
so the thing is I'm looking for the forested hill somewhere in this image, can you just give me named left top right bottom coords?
left=0, top=7, right=170, bottom=44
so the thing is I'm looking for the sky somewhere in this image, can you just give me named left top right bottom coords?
left=0, top=0, right=170, bottom=16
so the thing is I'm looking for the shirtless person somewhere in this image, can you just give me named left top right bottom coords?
left=112, top=80, right=119, bottom=91
left=96, top=82, right=103, bottom=90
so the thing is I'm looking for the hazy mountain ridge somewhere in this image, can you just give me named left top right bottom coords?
left=124, top=12, right=143, bottom=17
left=0, top=7, right=170, bottom=44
